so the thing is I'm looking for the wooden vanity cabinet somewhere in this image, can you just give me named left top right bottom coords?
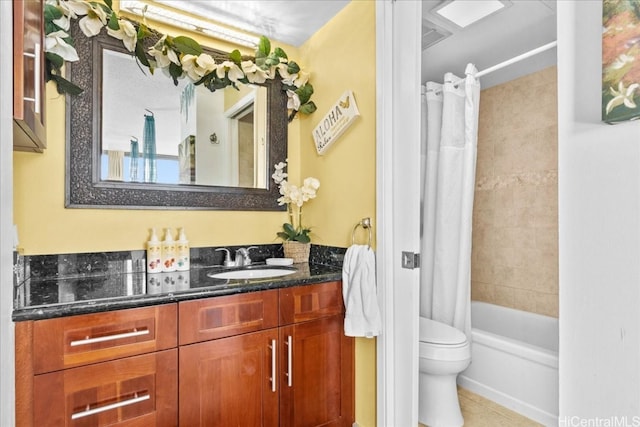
left=178, top=290, right=280, bottom=426
left=16, top=281, right=354, bottom=426
left=178, top=281, right=355, bottom=427
left=279, top=281, right=355, bottom=427
left=179, top=329, right=280, bottom=426
left=16, top=305, right=178, bottom=427
left=13, top=0, right=46, bottom=151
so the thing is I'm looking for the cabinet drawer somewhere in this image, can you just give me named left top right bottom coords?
left=33, top=349, right=177, bottom=427
left=179, top=290, right=278, bottom=345
left=279, top=281, right=344, bottom=325
left=33, top=304, right=177, bottom=374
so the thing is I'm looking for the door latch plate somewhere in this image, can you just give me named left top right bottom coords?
left=401, top=251, right=420, bottom=269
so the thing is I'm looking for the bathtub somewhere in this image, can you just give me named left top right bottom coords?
left=457, top=301, right=559, bottom=426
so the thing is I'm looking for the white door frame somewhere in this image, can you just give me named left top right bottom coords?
left=376, top=1, right=422, bottom=426
left=0, top=0, right=16, bottom=425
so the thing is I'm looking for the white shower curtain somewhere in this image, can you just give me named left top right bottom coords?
left=420, top=64, right=480, bottom=339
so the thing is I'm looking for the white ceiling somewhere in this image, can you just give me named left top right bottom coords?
left=421, top=0, right=557, bottom=88
left=155, top=0, right=351, bottom=47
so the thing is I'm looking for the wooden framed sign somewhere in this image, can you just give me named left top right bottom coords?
left=312, top=90, right=360, bottom=155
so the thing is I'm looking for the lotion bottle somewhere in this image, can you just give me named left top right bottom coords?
left=146, top=228, right=162, bottom=274
left=161, top=228, right=177, bottom=272
left=176, top=227, right=190, bottom=271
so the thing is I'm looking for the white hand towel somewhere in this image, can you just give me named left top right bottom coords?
left=342, top=245, right=381, bottom=338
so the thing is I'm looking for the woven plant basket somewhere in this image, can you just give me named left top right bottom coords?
left=282, top=241, right=311, bottom=263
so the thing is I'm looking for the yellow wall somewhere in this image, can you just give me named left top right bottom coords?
left=299, top=2, right=377, bottom=426
left=14, top=1, right=378, bottom=425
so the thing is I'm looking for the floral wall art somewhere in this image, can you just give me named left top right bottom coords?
left=602, top=0, right=640, bottom=123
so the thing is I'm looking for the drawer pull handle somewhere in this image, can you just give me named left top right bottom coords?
left=269, top=339, right=276, bottom=392
left=286, top=335, right=293, bottom=387
left=71, top=392, right=150, bottom=420
left=22, top=43, right=40, bottom=114
left=70, top=328, right=150, bottom=347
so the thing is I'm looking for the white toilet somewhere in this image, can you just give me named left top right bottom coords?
left=419, top=316, right=471, bottom=427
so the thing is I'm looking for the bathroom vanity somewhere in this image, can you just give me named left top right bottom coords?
left=13, top=250, right=354, bottom=427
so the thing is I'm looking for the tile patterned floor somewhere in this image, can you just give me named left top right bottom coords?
left=419, top=387, right=543, bottom=427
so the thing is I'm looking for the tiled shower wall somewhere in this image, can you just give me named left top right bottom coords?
left=471, top=66, right=558, bottom=318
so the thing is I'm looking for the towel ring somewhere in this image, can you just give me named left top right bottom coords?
left=352, top=217, right=372, bottom=248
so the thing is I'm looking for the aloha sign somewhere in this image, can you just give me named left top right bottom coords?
left=312, top=90, right=360, bottom=155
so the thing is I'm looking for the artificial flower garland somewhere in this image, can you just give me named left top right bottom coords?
left=43, top=0, right=316, bottom=121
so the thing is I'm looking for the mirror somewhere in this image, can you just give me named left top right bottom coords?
left=65, top=22, right=288, bottom=210
left=101, top=49, right=269, bottom=188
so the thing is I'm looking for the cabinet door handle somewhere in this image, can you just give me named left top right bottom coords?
left=269, top=339, right=276, bottom=392
left=70, top=328, right=150, bottom=347
left=71, top=392, right=150, bottom=420
left=22, top=43, right=40, bottom=114
left=286, top=335, right=293, bottom=387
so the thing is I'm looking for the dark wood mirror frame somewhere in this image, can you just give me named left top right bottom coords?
left=65, top=23, right=288, bottom=210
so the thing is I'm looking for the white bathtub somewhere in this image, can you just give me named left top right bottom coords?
left=457, top=301, right=559, bottom=426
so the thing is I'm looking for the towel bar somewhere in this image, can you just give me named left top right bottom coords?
left=351, top=217, right=372, bottom=248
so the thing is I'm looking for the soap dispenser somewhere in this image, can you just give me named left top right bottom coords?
left=146, top=228, right=162, bottom=274
left=161, top=228, right=177, bottom=272
left=176, top=227, right=190, bottom=271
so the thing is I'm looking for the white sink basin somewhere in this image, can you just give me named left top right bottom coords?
left=207, top=267, right=296, bottom=280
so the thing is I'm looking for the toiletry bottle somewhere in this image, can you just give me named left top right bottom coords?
left=146, top=228, right=162, bottom=274
left=162, top=228, right=177, bottom=272
left=176, top=227, right=190, bottom=271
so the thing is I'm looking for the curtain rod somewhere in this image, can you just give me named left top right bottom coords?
left=476, top=40, right=557, bottom=79
left=423, top=40, right=558, bottom=93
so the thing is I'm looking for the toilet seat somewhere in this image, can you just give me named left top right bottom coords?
left=419, top=317, right=467, bottom=345
left=419, top=317, right=470, bottom=361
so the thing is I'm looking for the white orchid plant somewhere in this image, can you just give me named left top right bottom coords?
left=43, top=0, right=316, bottom=121
left=272, top=162, right=320, bottom=243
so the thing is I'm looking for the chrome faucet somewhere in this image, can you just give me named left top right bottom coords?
left=215, top=248, right=235, bottom=267
left=235, top=246, right=258, bottom=266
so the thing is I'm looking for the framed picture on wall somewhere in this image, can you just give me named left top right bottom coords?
left=602, top=0, right=640, bottom=124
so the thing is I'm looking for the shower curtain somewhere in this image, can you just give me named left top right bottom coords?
left=420, top=64, right=480, bottom=339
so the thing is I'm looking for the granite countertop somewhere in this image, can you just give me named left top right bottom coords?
left=13, top=262, right=342, bottom=322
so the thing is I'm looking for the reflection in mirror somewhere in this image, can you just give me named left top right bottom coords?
left=65, top=21, right=288, bottom=210
left=101, top=49, right=267, bottom=189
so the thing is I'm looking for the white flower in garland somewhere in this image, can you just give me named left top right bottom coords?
left=56, top=0, right=90, bottom=21
left=44, top=30, right=79, bottom=61
left=78, top=3, right=107, bottom=37
left=241, top=61, right=270, bottom=84
left=107, top=20, right=137, bottom=52
left=287, top=90, right=301, bottom=111
left=216, top=60, right=244, bottom=83
left=293, top=70, right=310, bottom=88
left=181, top=54, right=217, bottom=81
left=277, top=63, right=298, bottom=86
left=148, top=36, right=181, bottom=69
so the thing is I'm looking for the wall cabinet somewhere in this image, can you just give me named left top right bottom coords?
left=15, top=282, right=354, bottom=426
left=13, top=0, right=46, bottom=152
left=178, top=281, right=355, bottom=426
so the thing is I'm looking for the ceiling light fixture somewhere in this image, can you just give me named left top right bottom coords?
left=120, top=0, right=260, bottom=48
left=435, top=0, right=507, bottom=28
